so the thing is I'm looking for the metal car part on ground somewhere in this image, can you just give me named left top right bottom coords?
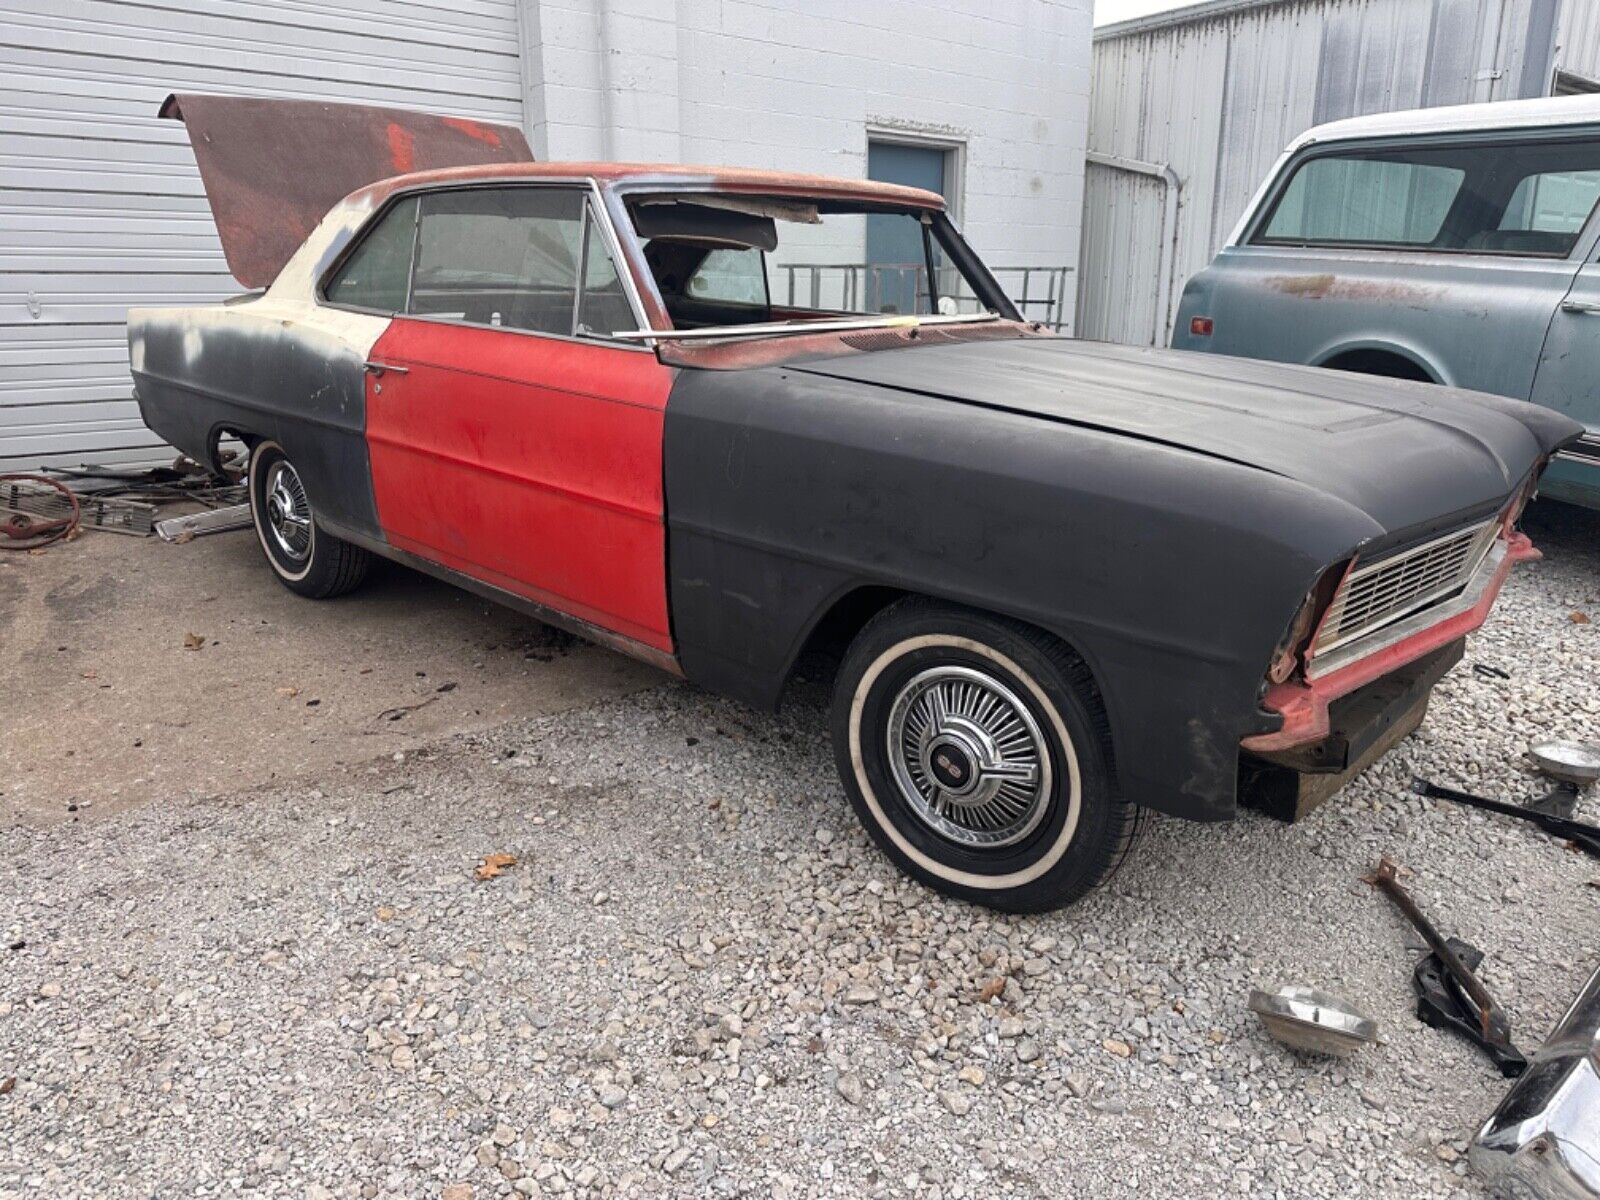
left=1247, top=985, right=1378, bottom=1057
left=1412, top=778, right=1600, bottom=861
left=1472, top=962, right=1600, bottom=1200
left=1364, top=855, right=1527, bottom=1076
left=0, top=475, right=79, bottom=550
left=128, top=93, right=1583, bottom=911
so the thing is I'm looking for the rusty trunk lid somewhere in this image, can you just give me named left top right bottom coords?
left=161, top=93, right=534, bottom=289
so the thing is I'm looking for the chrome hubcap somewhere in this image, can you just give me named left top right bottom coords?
left=262, top=460, right=312, bottom=563
left=886, top=665, right=1050, bottom=849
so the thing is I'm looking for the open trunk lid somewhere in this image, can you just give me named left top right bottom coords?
left=161, top=93, right=534, bottom=289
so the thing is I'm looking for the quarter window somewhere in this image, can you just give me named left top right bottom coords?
left=1254, top=136, right=1600, bottom=257
left=324, top=196, right=418, bottom=311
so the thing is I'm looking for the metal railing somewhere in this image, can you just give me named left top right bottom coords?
left=777, top=263, right=1074, bottom=331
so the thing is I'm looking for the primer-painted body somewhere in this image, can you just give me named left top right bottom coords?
left=1173, top=95, right=1600, bottom=510
left=131, top=144, right=1581, bottom=825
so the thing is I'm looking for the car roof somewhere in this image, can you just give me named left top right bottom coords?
left=359, top=161, right=946, bottom=210
left=1289, top=93, right=1600, bottom=152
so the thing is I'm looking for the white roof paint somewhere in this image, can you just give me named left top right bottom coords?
left=1289, top=93, right=1600, bottom=152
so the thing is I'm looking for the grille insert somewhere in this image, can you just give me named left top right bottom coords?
left=1314, top=520, right=1498, bottom=656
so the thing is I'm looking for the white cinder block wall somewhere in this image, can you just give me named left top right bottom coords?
left=517, top=0, right=1092, bottom=330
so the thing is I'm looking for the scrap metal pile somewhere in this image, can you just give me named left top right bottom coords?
left=1249, top=744, right=1600, bottom=1200
left=0, top=457, right=250, bottom=548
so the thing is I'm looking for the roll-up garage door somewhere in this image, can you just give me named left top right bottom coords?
left=0, top=0, right=524, bottom=470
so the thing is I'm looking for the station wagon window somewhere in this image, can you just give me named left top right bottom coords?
left=1499, top=169, right=1600, bottom=235
left=1254, top=136, right=1600, bottom=257
left=324, top=196, right=418, bottom=311
left=1258, top=157, right=1463, bottom=247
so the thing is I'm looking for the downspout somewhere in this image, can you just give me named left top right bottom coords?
left=1086, top=150, right=1181, bottom=344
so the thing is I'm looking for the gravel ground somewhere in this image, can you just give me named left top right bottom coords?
left=3, top=502, right=1597, bottom=1200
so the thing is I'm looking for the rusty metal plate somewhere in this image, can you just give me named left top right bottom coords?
left=161, top=93, right=534, bottom=288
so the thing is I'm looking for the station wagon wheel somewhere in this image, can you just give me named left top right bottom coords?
left=247, top=440, right=372, bottom=599
left=832, top=599, right=1145, bottom=912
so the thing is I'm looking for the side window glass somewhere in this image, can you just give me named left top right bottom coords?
left=686, top=248, right=769, bottom=306
left=1255, top=137, right=1600, bottom=256
left=1500, top=170, right=1600, bottom=235
left=410, top=188, right=585, bottom=334
left=1258, top=157, right=1462, bottom=247
left=576, top=209, right=636, bottom=336
left=324, top=196, right=418, bottom=311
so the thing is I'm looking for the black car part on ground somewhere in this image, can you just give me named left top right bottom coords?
left=1364, top=855, right=1526, bottom=1077
left=1412, top=777, right=1600, bottom=860
left=1414, top=937, right=1528, bottom=1078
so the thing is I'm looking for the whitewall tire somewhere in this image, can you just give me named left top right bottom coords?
left=830, top=599, right=1144, bottom=911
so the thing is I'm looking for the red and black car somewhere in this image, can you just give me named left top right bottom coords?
left=131, top=96, right=1581, bottom=911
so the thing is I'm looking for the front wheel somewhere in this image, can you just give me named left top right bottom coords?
left=831, top=599, right=1144, bottom=912
left=248, top=441, right=370, bottom=599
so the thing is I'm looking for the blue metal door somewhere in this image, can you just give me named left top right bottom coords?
left=867, top=142, right=947, bottom=314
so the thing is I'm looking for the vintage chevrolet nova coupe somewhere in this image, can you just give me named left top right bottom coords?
left=130, top=96, right=1582, bottom=911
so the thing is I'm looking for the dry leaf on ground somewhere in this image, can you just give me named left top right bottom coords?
left=474, top=853, right=517, bottom=882
left=182, top=632, right=206, bottom=651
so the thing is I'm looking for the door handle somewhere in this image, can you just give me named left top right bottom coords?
left=1560, top=299, right=1600, bottom=315
left=363, top=361, right=409, bottom=375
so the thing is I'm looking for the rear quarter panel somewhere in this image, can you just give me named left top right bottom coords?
left=128, top=298, right=388, bottom=538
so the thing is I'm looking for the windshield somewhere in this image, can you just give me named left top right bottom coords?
left=626, top=193, right=1009, bottom=335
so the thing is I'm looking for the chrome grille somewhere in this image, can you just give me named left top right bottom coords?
left=1314, top=520, right=1499, bottom=656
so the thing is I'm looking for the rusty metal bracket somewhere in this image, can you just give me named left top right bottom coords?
left=1363, top=855, right=1527, bottom=1077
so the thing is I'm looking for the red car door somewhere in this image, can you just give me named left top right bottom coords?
left=359, top=185, right=674, bottom=654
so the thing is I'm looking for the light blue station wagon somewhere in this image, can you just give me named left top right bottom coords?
left=1173, top=95, right=1600, bottom=511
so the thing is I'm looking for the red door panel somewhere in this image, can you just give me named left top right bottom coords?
left=365, top=318, right=674, bottom=652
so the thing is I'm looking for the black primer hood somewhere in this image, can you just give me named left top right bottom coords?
left=790, top=337, right=1582, bottom=536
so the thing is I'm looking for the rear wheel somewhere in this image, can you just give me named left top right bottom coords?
left=831, top=599, right=1144, bottom=912
left=248, top=441, right=370, bottom=598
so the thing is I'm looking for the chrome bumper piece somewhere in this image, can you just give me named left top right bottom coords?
left=1472, top=963, right=1600, bottom=1199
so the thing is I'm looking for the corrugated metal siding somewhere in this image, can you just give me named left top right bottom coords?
left=1557, top=0, right=1600, bottom=82
left=1078, top=160, right=1167, bottom=342
left=1083, top=0, right=1579, bottom=345
left=0, top=0, right=523, bottom=470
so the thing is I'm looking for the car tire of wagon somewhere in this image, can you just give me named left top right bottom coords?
left=832, top=599, right=1145, bottom=912
left=248, top=441, right=370, bottom=599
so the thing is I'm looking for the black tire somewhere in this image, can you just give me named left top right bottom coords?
left=831, top=598, right=1145, bottom=912
left=248, top=440, right=370, bottom=599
